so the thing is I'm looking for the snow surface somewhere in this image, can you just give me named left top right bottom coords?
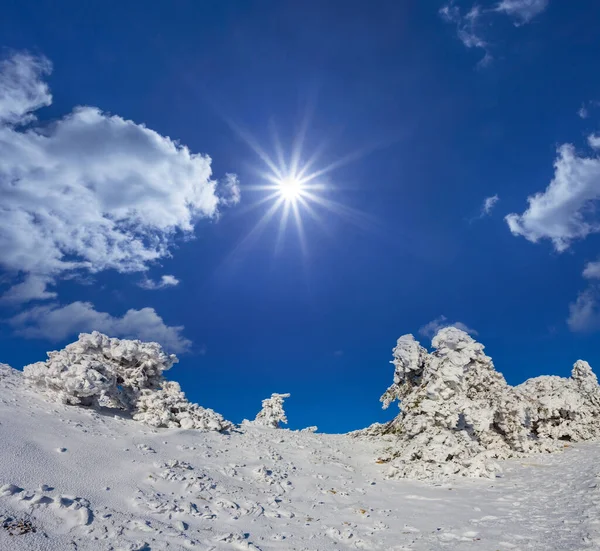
left=2, top=364, right=600, bottom=550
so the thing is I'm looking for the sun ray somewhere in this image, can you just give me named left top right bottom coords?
left=291, top=199, right=308, bottom=257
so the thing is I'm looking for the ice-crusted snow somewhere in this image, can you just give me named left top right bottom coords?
left=377, top=327, right=600, bottom=480
left=2, top=363, right=600, bottom=550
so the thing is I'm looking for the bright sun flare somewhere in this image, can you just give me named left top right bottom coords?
left=278, top=176, right=303, bottom=201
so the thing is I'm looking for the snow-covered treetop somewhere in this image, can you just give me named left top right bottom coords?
left=254, top=393, right=290, bottom=428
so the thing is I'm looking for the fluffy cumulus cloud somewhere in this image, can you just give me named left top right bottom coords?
left=418, top=315, right=478, bottom=339
left=9, top=301, right=191, bottom=353
left=506, top=142, right=600, bottom=252
left=138, top=274, right=180, bottom=290
left=0, top=52, right=240, bottom=304
left=495, top=0, right=549, bottom=23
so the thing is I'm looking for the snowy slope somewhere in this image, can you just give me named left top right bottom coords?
left=1, top=365, right=600, bottom=551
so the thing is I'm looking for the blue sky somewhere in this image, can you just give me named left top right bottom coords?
left=1, top=0, right=600, bottom=432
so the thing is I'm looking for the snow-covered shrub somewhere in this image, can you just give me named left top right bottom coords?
left=24, top=331, right=232, bottom=432
left=24, top=331, right=175, bottom=408
left=377, top=327, right=600, bottom=480
left=133, top=380, right=233, bottom=432
left=254, top=393, right=290, bottom=428
left=517, top=360, right=600, bottom=442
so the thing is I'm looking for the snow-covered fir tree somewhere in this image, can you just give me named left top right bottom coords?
left=254, top=393, right=290, bottom=428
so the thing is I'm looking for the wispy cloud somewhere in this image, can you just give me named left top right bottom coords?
left=481, top=194, right=500, bottom=216
left=418, top=315, right=478, bottom=339
left=439, top=3, right=492, bottom=67
left=567, top=287, right=600, bottom=333
left=9, top=301, right=191, bottom=353
left=506, top=138, right=600, bottom=252
left=138, top=274, right=180, bottom=290
left=0, top=52, right=239, bottom=305
left=440, top=1, right=549, bottom=65
left=495, top=0, right=549, bottom=24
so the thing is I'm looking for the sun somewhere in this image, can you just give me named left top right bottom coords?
left=277, top=175, right=303, bottom=202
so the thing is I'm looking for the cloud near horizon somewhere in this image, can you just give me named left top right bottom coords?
left=418, top=315, right=478, bottom=340
left=9, top=301, right=191, bottom=353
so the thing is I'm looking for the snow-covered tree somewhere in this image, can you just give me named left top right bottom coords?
left=24, top=331, right=232, bottom=432
left=254, top=393, right=290, bottom=428
left=24, top=331, right=175, bottom=408
left=376, top=327, right=600, bottom=480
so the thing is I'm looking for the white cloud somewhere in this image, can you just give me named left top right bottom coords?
left=418, top=315, right=478, bottom=339
left=567, top=287, right=600, bottom=333
left=439, top=4, right=492, bottom=67
left=506, top=142, right=600, bottom=252
left=495, top=0, right=549, bottom=23
left=0, top=52, right=239, bottom=304
left=481, top=194, right=500, bottom=216
left=218, top=173, right=241, bottom=207
left=139, top=274, right=180, bottom=290
left=0, top=53, right=52, bottom=125
left=9, top=301, right=191, bottom=353
left=579, top=105, right=590, bottom=119
left=583, top=261, right=600, bottom=280
left=0, top=275, right=56, bottom=304
left=588, top=134, right=600, bottom=150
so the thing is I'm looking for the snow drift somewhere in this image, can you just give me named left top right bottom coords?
left=376, top=327, right=600, bottom=479
left=23, top=331, right=232, bottom=432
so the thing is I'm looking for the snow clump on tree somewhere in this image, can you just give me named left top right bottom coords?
left=24, top=331, right=231, bottom=431
left=378, top=327, right=600, bottom=480
left=254, top=393, right=290, bottom=428
left=133, top=380, right=232, bottom=431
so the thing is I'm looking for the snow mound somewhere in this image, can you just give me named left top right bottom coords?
left=379, top=327, right=600, bottom=480
left=24, top=332, right=231, bottom=431
left=254, top=393, right=290, bottom=428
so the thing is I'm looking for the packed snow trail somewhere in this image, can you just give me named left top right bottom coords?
left=0, top=367, right=599, bottom=550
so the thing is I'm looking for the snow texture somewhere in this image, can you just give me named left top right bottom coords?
left=379, top=327, right=600, bottom=480
left=23, top=332, right=230, bottom=431
left=254, top=393, right=290, bottom=428
left=3, top=366, right=600, bottom=550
